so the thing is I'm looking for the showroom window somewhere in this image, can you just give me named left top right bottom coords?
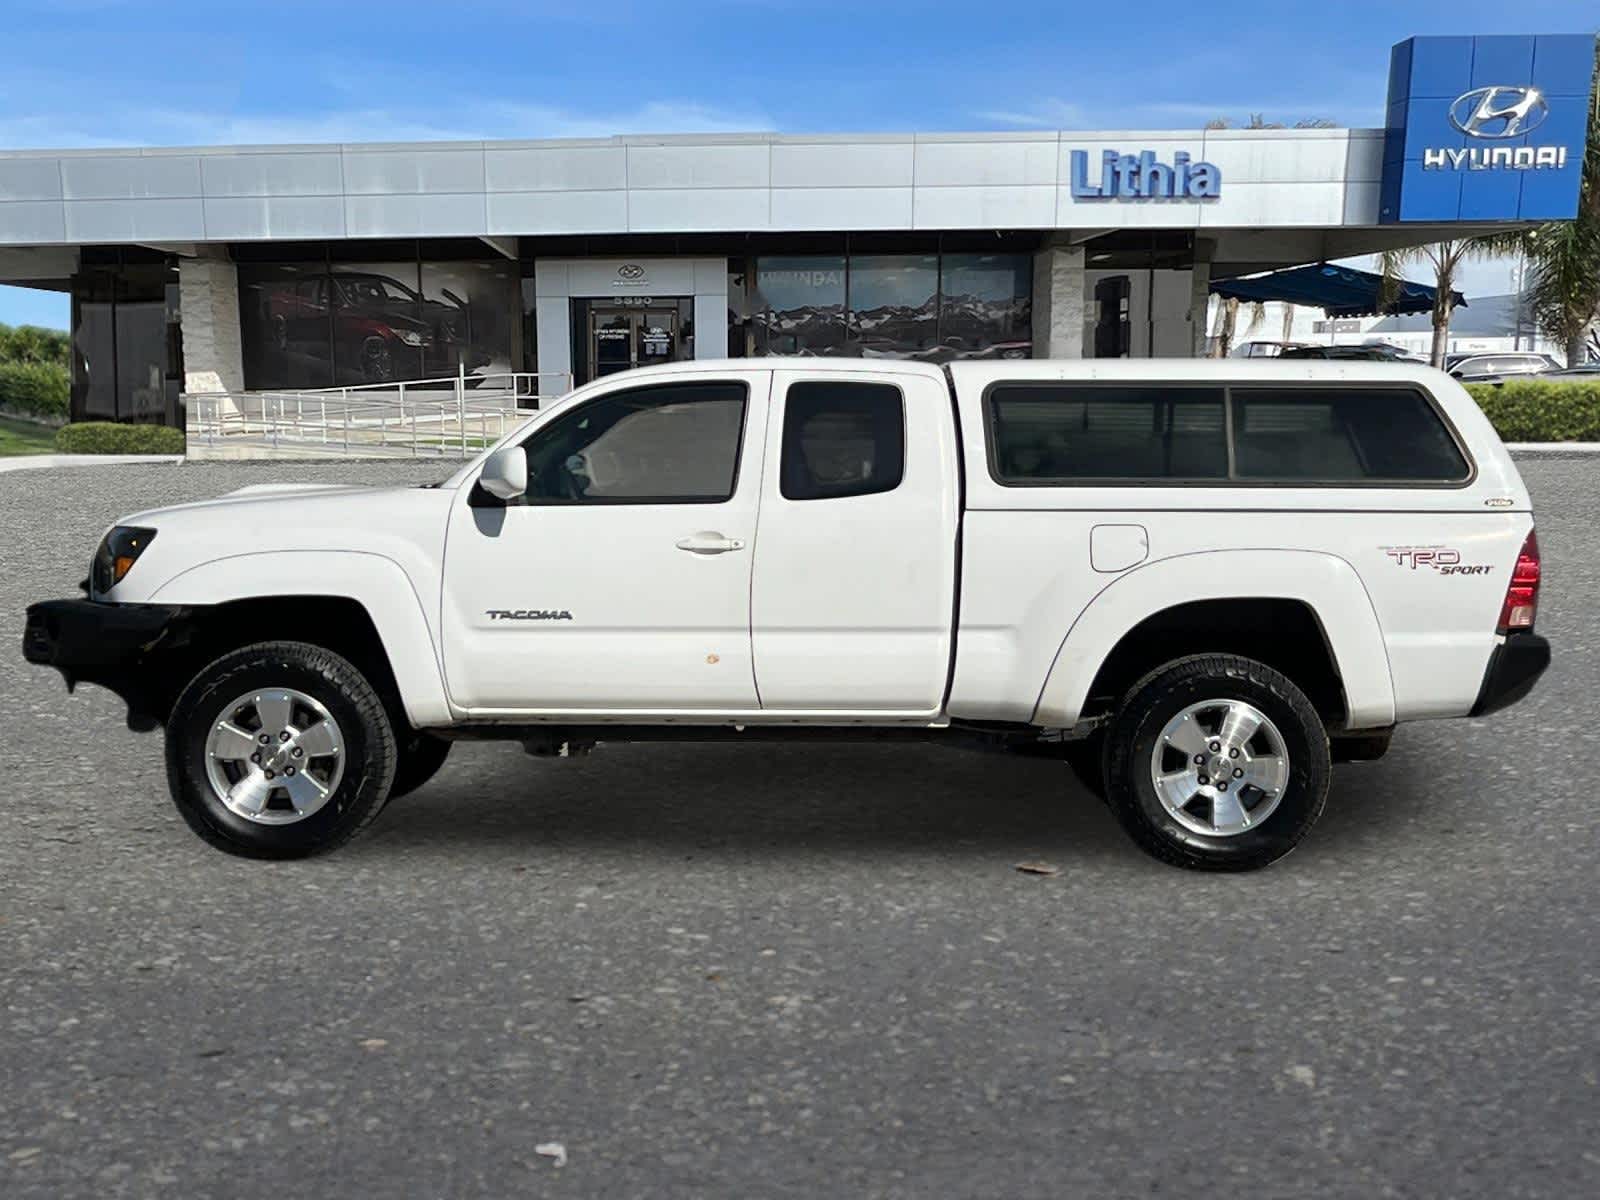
left=753, top=255, right=847, bottom=357
left=750, top=250, right=1031, bottom=362
left=238, top=246, right=518, bottom=391
left=70, top=257, right=183, bottom=426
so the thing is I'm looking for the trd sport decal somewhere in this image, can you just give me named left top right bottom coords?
left=1382, top=546, right=1492, bottom=577
left=486, top=609, right=574, bottom=620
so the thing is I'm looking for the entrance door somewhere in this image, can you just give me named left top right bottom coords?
left=588, top=307, right=679, bottom=378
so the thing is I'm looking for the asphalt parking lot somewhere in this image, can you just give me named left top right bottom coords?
left=2, top=455, right=1597, bottom=1198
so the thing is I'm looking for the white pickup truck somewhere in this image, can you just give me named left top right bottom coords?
left=24, top=359, right=1548, bottom=870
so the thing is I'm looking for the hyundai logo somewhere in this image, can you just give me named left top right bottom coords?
left=1448, top=86, right=1549, bottom=139
left=616, top=263, right=646, bottom=281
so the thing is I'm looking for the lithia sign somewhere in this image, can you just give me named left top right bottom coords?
left=1069, top=149, right=1222, bottom=200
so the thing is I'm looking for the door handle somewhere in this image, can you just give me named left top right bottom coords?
left=675, top=531, right=745, bottom=555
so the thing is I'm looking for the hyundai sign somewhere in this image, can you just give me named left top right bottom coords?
left=1380, top=35, right=1596, bottom=223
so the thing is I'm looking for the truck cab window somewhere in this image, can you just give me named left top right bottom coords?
left=780, top=381, right=905, bottom=500
left=519, top=381, right=747, bottom=504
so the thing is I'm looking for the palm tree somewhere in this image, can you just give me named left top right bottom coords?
left=1378, top=240, right=1504, bottom=367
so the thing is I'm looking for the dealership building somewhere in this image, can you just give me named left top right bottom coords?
left=0, top=34, right=1592, bottom=427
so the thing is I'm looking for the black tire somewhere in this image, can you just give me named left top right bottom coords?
left=388, top=732, right=452, bottom=802
left=1103, top=654, right=1330, bottom=872
left=165, top=641, right=397, bottom=859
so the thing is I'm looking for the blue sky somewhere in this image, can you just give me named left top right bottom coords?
left=2, top=0, right=1597, bottom=329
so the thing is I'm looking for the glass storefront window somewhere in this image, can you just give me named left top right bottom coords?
left=329, top=260, right=426, bottom=384
left=72, top=274, right=116, bottom=419
left=240, top=264, right=335, bottom=390
left=847, top=254, right=937, bottom=360
left=755, top=256, right=846, bottom=356
left=239, top=250, right=519, bottom=391
left=418, top=260, right=516, bottom=382
left=115, top=297, right=168, bottom=419
left=750, top=251, right=1031, bottom=364
left=71, top=264, right=179, bottom=423
left=939, top=254, right=1032, bottom=360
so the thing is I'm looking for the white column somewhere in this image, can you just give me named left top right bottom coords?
left=692, top=258, right=729, bottom=360
left=178, top=257, right=243, bottom=393
left=1031, top=241, right=1086, bottom=359
left=532, top=259, right=572, bottom=383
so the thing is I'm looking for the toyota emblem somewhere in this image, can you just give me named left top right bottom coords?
left=617, top=263, right=646, bottom=281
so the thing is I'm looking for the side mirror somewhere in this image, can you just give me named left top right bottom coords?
left=479, top=447, right=527, bottom=501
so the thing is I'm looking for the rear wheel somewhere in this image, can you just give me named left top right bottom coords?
left=1103, top=654, right=1330, bottom=871
left=165, top=641, right=396, bottom=859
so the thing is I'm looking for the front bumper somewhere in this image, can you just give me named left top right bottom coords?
left=23, top=599, right=194, bottom=730
left=1470, top=633, right=1551, bottom=717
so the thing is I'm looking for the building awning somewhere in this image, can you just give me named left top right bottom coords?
left=1210, top=263, right=1466, bottom=319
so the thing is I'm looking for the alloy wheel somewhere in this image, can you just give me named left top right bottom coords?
left=1149, top=698, right=1290, bottom=837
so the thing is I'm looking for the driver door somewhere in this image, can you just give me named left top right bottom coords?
left=441, top=371, right=769, bottom=714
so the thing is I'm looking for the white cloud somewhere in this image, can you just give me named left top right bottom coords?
left=970, top=98, right=1090, bottom=129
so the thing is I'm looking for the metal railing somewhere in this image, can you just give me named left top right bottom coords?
left=184, top=370, right=573, bottom=459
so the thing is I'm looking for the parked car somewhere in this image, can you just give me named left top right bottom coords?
left=267, top=271, right=491, bottom=383
left=1279, top=343, right=1426, bottom=362
left=1536, top=362, right=1600, bottom=379
left=24, top=360, right=1548, bottom=872
left=1445, top=352, right=1559, bottom=383
left=1229, top=341, right=1310, bottom=358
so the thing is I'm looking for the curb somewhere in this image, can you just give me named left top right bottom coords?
left=1507, top=443, right=1600, bottom=454
left=0, top=454, right=185, bottom=474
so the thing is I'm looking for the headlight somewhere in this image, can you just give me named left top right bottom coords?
left=396, top=329, right=427, bottom=347
left=92, top=526, right=157, bottom=593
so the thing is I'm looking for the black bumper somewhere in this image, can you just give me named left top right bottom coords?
left=23, top=599, right=194, bottom=730
left=1470, top=633, right=1551, bottom=717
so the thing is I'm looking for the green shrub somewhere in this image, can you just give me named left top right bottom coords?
left=0, top=322, right=70, bottom=368
left=0, top=361, right=69, bottom=421
left=1466, top=379, right=1600, bottom=443
left=55, top=422, right=186, bottom=455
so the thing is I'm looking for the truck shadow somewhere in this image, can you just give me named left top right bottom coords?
left=362, top=739, right=1428, bottom=862
left=369, top=741, right=1128, bottom=858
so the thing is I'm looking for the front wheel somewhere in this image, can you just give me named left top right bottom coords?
left=165, top=641, right=397, bottom=859
left=1103, top=654, right=1330, bottom=871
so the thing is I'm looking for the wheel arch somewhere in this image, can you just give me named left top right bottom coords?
left=148, top=551, right=452, bottom=729
left=1033, top=550, right=1395, bottom=731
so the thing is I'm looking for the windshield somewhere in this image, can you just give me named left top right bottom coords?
left=335, top=275, right=420, bottom=307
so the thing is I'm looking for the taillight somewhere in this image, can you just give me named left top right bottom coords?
left=1497, top=529, right=1541, bottom=634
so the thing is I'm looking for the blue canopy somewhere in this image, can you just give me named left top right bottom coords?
left=1210, top=263, right=1466, bottom=319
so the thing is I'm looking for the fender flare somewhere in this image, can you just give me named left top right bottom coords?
left=148, top=550, right=453, bottom=727
left=1031, top=549, right=1396, bottom=730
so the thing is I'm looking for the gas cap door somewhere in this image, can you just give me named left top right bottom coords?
left=1091, top=524, right=1149, bottom=573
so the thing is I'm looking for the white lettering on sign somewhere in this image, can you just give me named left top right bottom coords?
left=759, top=270, right=843, bottom=288
left=1422, top=145, right=1567, bottom=171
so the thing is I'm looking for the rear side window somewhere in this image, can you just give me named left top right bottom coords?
left=988, top=384, right=1227, bottom=482
left=1232, top=388, right=1468, bottom=482
left=780, top=381, right=905, bottom=500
